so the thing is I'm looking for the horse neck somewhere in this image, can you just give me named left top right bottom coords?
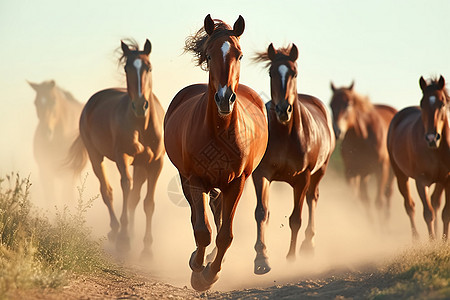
left=349, top=96, right=375, bottom=138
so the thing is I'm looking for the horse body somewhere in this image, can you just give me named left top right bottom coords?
left=68, top=39, right=165, bottom=255
left=330, top=83, right=397, bottom=220
left=251, top=44, right=334, bottom=274
left=164, top=15, right=268, bottom=291
left=387, top=76, right=449, bottom=240
left=29, top=80, right=83, bottom=201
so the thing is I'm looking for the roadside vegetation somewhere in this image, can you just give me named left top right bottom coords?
left=0, top=173, right=119, bottom=298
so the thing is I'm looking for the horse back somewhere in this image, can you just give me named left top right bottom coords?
left=374, top=104, right=397, bottom=130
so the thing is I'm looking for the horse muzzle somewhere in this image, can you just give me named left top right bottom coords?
left=131, top=98, right=149, bottom=117
left=214, top=87, right=236, bottom=115
left=275, top=102, right=292, bottom=124
left=425, top=132, right=441, bottom=149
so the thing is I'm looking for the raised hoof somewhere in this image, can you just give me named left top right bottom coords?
left=254, top=257, right=271, bottom=275
left=190, top=263, right=219, bottom=291
left=189, top=250, right=204, bottom=272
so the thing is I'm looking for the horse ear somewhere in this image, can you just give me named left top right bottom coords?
left=267, top=43, right=276, bottom=61
left=349, top=80, right=354, bottom=90
left=419, top=76, right=427, bottom=91
left=233, top=15, right=245, bottom=37
left=121, top=41, right=131, bottom=56
left=143, top=39, right=152, bottom=55
left=289, top=44, right=299, bottom=61
left=27, top=80, right=38, bottom=91
left=437, top=75, right=445, bottom=90
left=330, top=82, right=336, bottom=92
left=204, top=14, right=215, bottom=36
left=49, top=80, right=56, bottom=88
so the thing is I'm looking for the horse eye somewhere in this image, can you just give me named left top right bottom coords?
left=239, top=55, right=243, bottom=61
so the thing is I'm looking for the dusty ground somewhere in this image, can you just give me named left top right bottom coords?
left=9, top=262, right=391, bottom=300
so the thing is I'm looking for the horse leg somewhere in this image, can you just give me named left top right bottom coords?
left=384, top=164, right=395, bottom=221
left=286, top=171, right=311, bottom=261
left=300, top=168, right=325, bottom=255
left=431, top=183, right=444, bottom=237
left=141, top=158, right=163, bottom=259
left=206, top=188, right=222, bottom=262
left=374, top=163, right=389, bottom=223
left=415, top=181, right=435, bottom=239
left=252, top=172, right=271, bottom=274
left=90, top=155, right=119, bottom=242
left=192, top=176, right=245, bottom=291
left=127, top=166, right=146, bottom=241
left=115, top=155, right=133, bottom=252
left=181, top=176, right=211, bottom=273
left=442, top=183, right=450, bottom=241
left=359, top=174, right=373, bottom=222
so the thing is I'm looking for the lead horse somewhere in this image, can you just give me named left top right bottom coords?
left=28, top=80, right=83, bottom=202
left=330, top=82, right=397, bottom=221
left=68, top=39, right=165, bottom=255
left=164, top=15, right=268, bottom=290
left=251, top=44, right=335, bottom=274
left=387, top=76, right=449, bottom=240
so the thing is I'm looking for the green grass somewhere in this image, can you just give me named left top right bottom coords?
left=0, top=173, right=118, bottom=298
left=369, top=243, right=450, bottom=299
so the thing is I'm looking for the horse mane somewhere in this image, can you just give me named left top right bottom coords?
left=184, top=20, right=233, bottom=71
left=117, top=38, right=140, bottom=66
left=352, top=92, right=374, bottom=113
left=428, top=76, right=450, bottom=100
left=252, top=45, right=293, bottom=69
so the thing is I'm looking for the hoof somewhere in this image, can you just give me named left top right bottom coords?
left=206, top=247, right=217, bottom=263
left=286, top=252, right=296, bottom=262
left=116, top=234, right=130, bottom=253
left=254, top=256, right=271, bottom=275
left=140, top=248, right=153, bottom=262
left=190, top=263, right=219, bottom=291
left=300, top=241, right=315, bottom=257
left=189, top=250, right=204, bottom=272
left=107, top=230, right=118, bottom=242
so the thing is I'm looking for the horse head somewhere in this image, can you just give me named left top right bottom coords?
left=28, top=80, right=59, bottom=138
left=121, top=39, right=152, bottom=118
left=419, top=75, right=449, bottom=149
left=203, top=14, right=244, bottom=116
left=266, top=43, right=299, bottom=124
left=329, top=81, right=356, bottom=139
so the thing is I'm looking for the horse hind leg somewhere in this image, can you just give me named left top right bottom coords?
left=441, top=183, right=450, bottom=241
left=141, top=158, right=163, bottom=259
left=287, top=171, right=310, bottom=261
left=300, top=168, right=325, bottom=256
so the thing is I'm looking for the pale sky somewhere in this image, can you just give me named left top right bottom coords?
left=1, top=0, right=450, bottom=173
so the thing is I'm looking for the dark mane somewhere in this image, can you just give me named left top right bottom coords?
left=117, top=38, right=140, bottom=66
left=252, top=45, right=293, bottom=69
left=184, top=20, right=233, bottom=71
left=428, top=77, right=450, bottom=99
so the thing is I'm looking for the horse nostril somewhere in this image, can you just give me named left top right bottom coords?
left=230, top=93, right=236, bottom=103
left=287, top=104, right=292, bottom=113
left=215, top=93, right=220, bottom=103
left=144, top=101, right=149, bottom=110
left=436, top=133, right=441, bottom=141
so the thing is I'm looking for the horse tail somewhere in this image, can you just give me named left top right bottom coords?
left=65, top=135, right=88, bottom=175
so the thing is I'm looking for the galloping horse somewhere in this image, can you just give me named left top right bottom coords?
left=251, top=44, right=335, bottom=274
left=164, top=15, right=268, bottom=290
left=28, top=80, right=83, bottom=201
left=67, top=39, right=165, bottom=255
left=330, top=82, right=397, bottom=221
left=387, top=76, right=449, bottom=240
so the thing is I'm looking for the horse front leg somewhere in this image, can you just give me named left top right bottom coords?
left=180, top=176, right=211, bottom=273
left=116, top=154, right=133, bottom=252
left=431, top=183, right=444, bottom=237
left=127, top=166, right=146, bottom=241
left=415, top=181, right=435, bottom=240
left=442, top=183, right=450, bottom=241
left=252, top=172, right=271, bottom=274
left=191, top=176, right=245, bottom=291
left=141, top=158, right=163, bottom=259
left=287, top=171, right=310, bottom=261
left=206, top=188, right=222, bottom=263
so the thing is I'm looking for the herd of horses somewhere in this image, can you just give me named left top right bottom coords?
left=28, top=15, right=449, bottom=291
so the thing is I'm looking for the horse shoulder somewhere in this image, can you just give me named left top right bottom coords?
left=236, top=84, right=267, bottom=114
left=165, top=84, right=207, bottom=125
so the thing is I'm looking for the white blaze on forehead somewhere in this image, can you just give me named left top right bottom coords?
left=221, top=41, right=231, bottom=63
left=133, top=59, right=143, bottom=97
left=429, top=96, right=436, bottom=105
left=278, top=65, right=289, bottom=89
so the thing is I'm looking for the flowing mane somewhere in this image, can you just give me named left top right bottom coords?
left=352, top=92, right=374, bottom=113
left=252, top=45, right=294, bottom=69
left=427, top=76, right=450, bottom=99
left=184, top=20, right=234, bottom=71
left=117, top=38, right=140, bottom=65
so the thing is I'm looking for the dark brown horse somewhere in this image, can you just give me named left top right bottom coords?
left=164, top=15, right=268, bottom=290
left=251, top=44, right=335, bottom=274
left=387, top=76, right=449, bottom=240
left=330, top=82, right=397, bottom=220
left=67, top=39, right=165, bottom=255
left=28, top=80, right=83, bottom=202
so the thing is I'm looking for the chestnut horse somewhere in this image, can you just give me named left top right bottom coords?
left=251, top=44, right=335, bottom=274
left=330, top=82, right=397, bottom=221
left=164, top=15, right=268, bottom=290
left=387, top=76, right=449, bottom=240
left=28, top=80, right=83, bottom=202
left=67, top=39, right=165, bottom=255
